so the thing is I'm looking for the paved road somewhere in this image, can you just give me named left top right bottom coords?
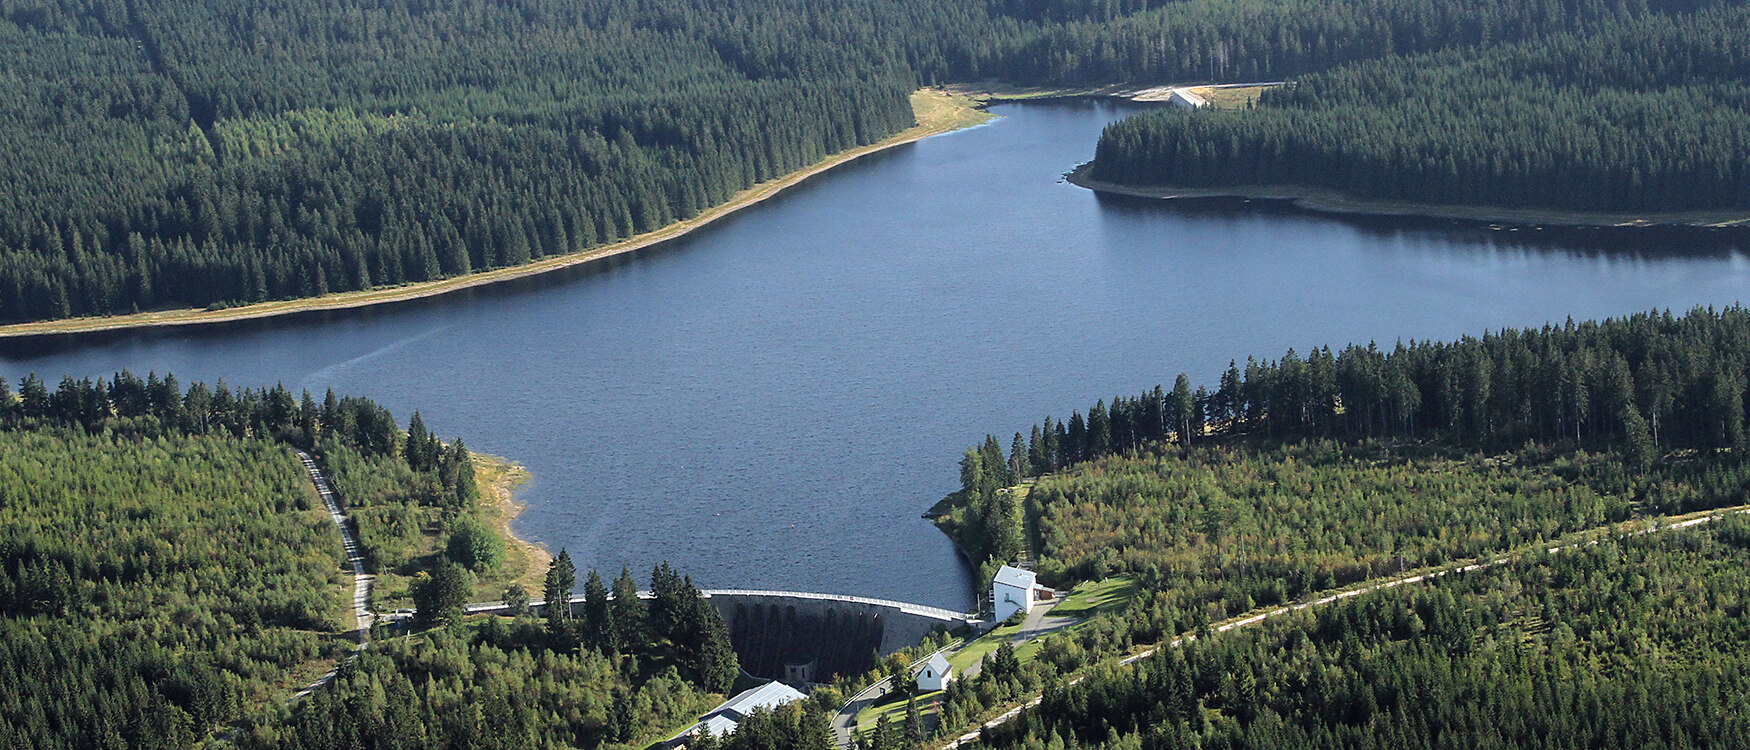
left=961, top=601, right=1070, bottom=680
left=835, top=599, right=1075, bottom=747
left=936, top=505, right=1750, bottom=749
left=833, top=641, right=963, bottom=748
left=288, top=449, right=375, bottom=703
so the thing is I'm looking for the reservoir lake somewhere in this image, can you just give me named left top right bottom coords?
left=5, top=100, right=1750, bottom=609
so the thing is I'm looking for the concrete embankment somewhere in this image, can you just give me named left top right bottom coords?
left=468, top=588, right=978, bottom=682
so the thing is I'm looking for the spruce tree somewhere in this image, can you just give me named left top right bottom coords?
left=414, top=563, right=471, bottom=625
left=650, top=562, right=689, bottom=641
left=1173, top=373, right=1196, bottom=447
left=612, top=566, right=646, bottom=650
left=1087, top=400, right=1110, bottom=458
left=697, top=608, right=740, bottom=693
left=1027, top=423, right=1047, bottom=476
left=583, top=569, right=617, bottom=651
left=904, top=693, right=924, bottom=746
left=543, top=549, right=576, bottom=622
left=405, top=411, right=430, bottom=470
left=1009, top=432, right=1029, bottom=482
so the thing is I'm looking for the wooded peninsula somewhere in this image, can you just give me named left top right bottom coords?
left=1083, top=1, right=1750, bottom=222
left=922, top=306, right=1750, bottom=749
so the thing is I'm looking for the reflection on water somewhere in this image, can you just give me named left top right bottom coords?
left=5, top=101, right=1750, bottom=608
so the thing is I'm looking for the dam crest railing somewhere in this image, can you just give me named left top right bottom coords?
left=457, top=589, right=975, bottom=622
left=699, top=589, right=975, bottom=622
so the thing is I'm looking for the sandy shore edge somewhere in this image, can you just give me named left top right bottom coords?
left=0, top=89, right=995, bottom=340
left=471, top=452, right=550, bottom=593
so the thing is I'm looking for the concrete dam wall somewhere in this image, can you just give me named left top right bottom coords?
left=468, top=590, right=976, bottom=684
left=701, top=591, right=975, bottom=683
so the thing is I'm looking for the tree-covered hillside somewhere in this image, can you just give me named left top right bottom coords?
left=976, top=517, right=1750, bottom=749
left=1089, top=4, right=1750, bottom=213
left=0, top=0, right=940, bottom=322
left=244, top=561, right=773, bottom=750
left=998, top=0, right=1707, bottom=85
left=920, top=306, right=1750, bottom=749
left=0, top=397, right=347, bottom=746
left=0, top=372, right=498, bottom=746
left=0, top=373, right=780, bottom=748
left=4, top=0, right=1724, bottom=323
left=945, top=305, right=1750, bottom=583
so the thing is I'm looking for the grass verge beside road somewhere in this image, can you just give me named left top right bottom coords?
left=852, top=577, right=1142, bottom=733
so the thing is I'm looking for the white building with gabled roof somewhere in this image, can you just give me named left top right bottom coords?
left=992, top=564, right=1036, bottom=622
left=916, top=652, right=953, bottom=692
left=668, top=680, right=807, bottom=747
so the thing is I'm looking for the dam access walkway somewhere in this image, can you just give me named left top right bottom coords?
left=460, top=588, right=976, bottom=625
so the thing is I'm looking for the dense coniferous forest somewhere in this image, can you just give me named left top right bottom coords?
left=2, top=0, right=1722, bottom=323
left=0, top=428, right=344, bottom=749
left=946, top=305, right=1750, bottom=573
left=919, top=313, right=1750, bottom=749
left=969, top=306, right=1750, bottom=474
left=925, top=305, right=1750, bottom=718
left=1089, top=4, right=1750, bottom=213
left=0, top=373, right=772, bottom=748
left=998, top=0, right=1709, bottom=84
left=244, top=561, right=758, bottom=750
left=972, top=518, right=1750, bottom=749
left=0, top=372, right=506, bottom=746
left=0, top=0, right=937, bottom=322
left=0, top=375, right=352, bottom=747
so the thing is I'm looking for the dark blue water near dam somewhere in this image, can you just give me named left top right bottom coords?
left=6, top=100, right=1750, bottom=609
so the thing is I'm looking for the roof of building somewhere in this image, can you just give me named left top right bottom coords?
left=698, top=715, right=740, bottom=737
left=920, top=653, right=952, bottom=676
left=719, top=680, right=807, bottom=720
left=993, top=564, right=1037, bottom=590
left=668, top=680, right=808, bottom=745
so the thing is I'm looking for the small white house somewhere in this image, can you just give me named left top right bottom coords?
left=992, top=564, right=1036, bottom=622
left=916, top=652, right=953, bottom=692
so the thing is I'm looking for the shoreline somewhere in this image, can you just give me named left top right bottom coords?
left=947, top=80, right=1278, bottom=106
left=0, top=89, right=995, bottom=341
left=1067, top=164, right=1750, bottom=228
left=471, top=452, right=550, bottom=594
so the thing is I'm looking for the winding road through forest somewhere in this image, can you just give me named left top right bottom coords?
left=288, top=449, right=375, bottom=703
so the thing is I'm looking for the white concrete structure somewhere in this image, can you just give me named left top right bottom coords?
left=992, top=564, right=1036, bottom=622
left=669, top=680, right=807, bottom=746
left=916, top=652, right=953, bottom=692
left=1168, top=88, right=1208, bottom=109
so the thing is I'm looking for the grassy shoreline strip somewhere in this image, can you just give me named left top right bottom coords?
left=0, top=89, right=994, bottom=340
left=1068, top=164, right=1750, bottom=228
left=471, top=452, right=549, bottom=597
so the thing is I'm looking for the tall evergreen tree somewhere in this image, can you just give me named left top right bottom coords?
left=583, top=569, right=617, bottom=652
left=543, top=549, right=576, bottom=622
left=612, top=566, right=647, bottom=650
left=1173, top=373, right=1196, bottom=447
